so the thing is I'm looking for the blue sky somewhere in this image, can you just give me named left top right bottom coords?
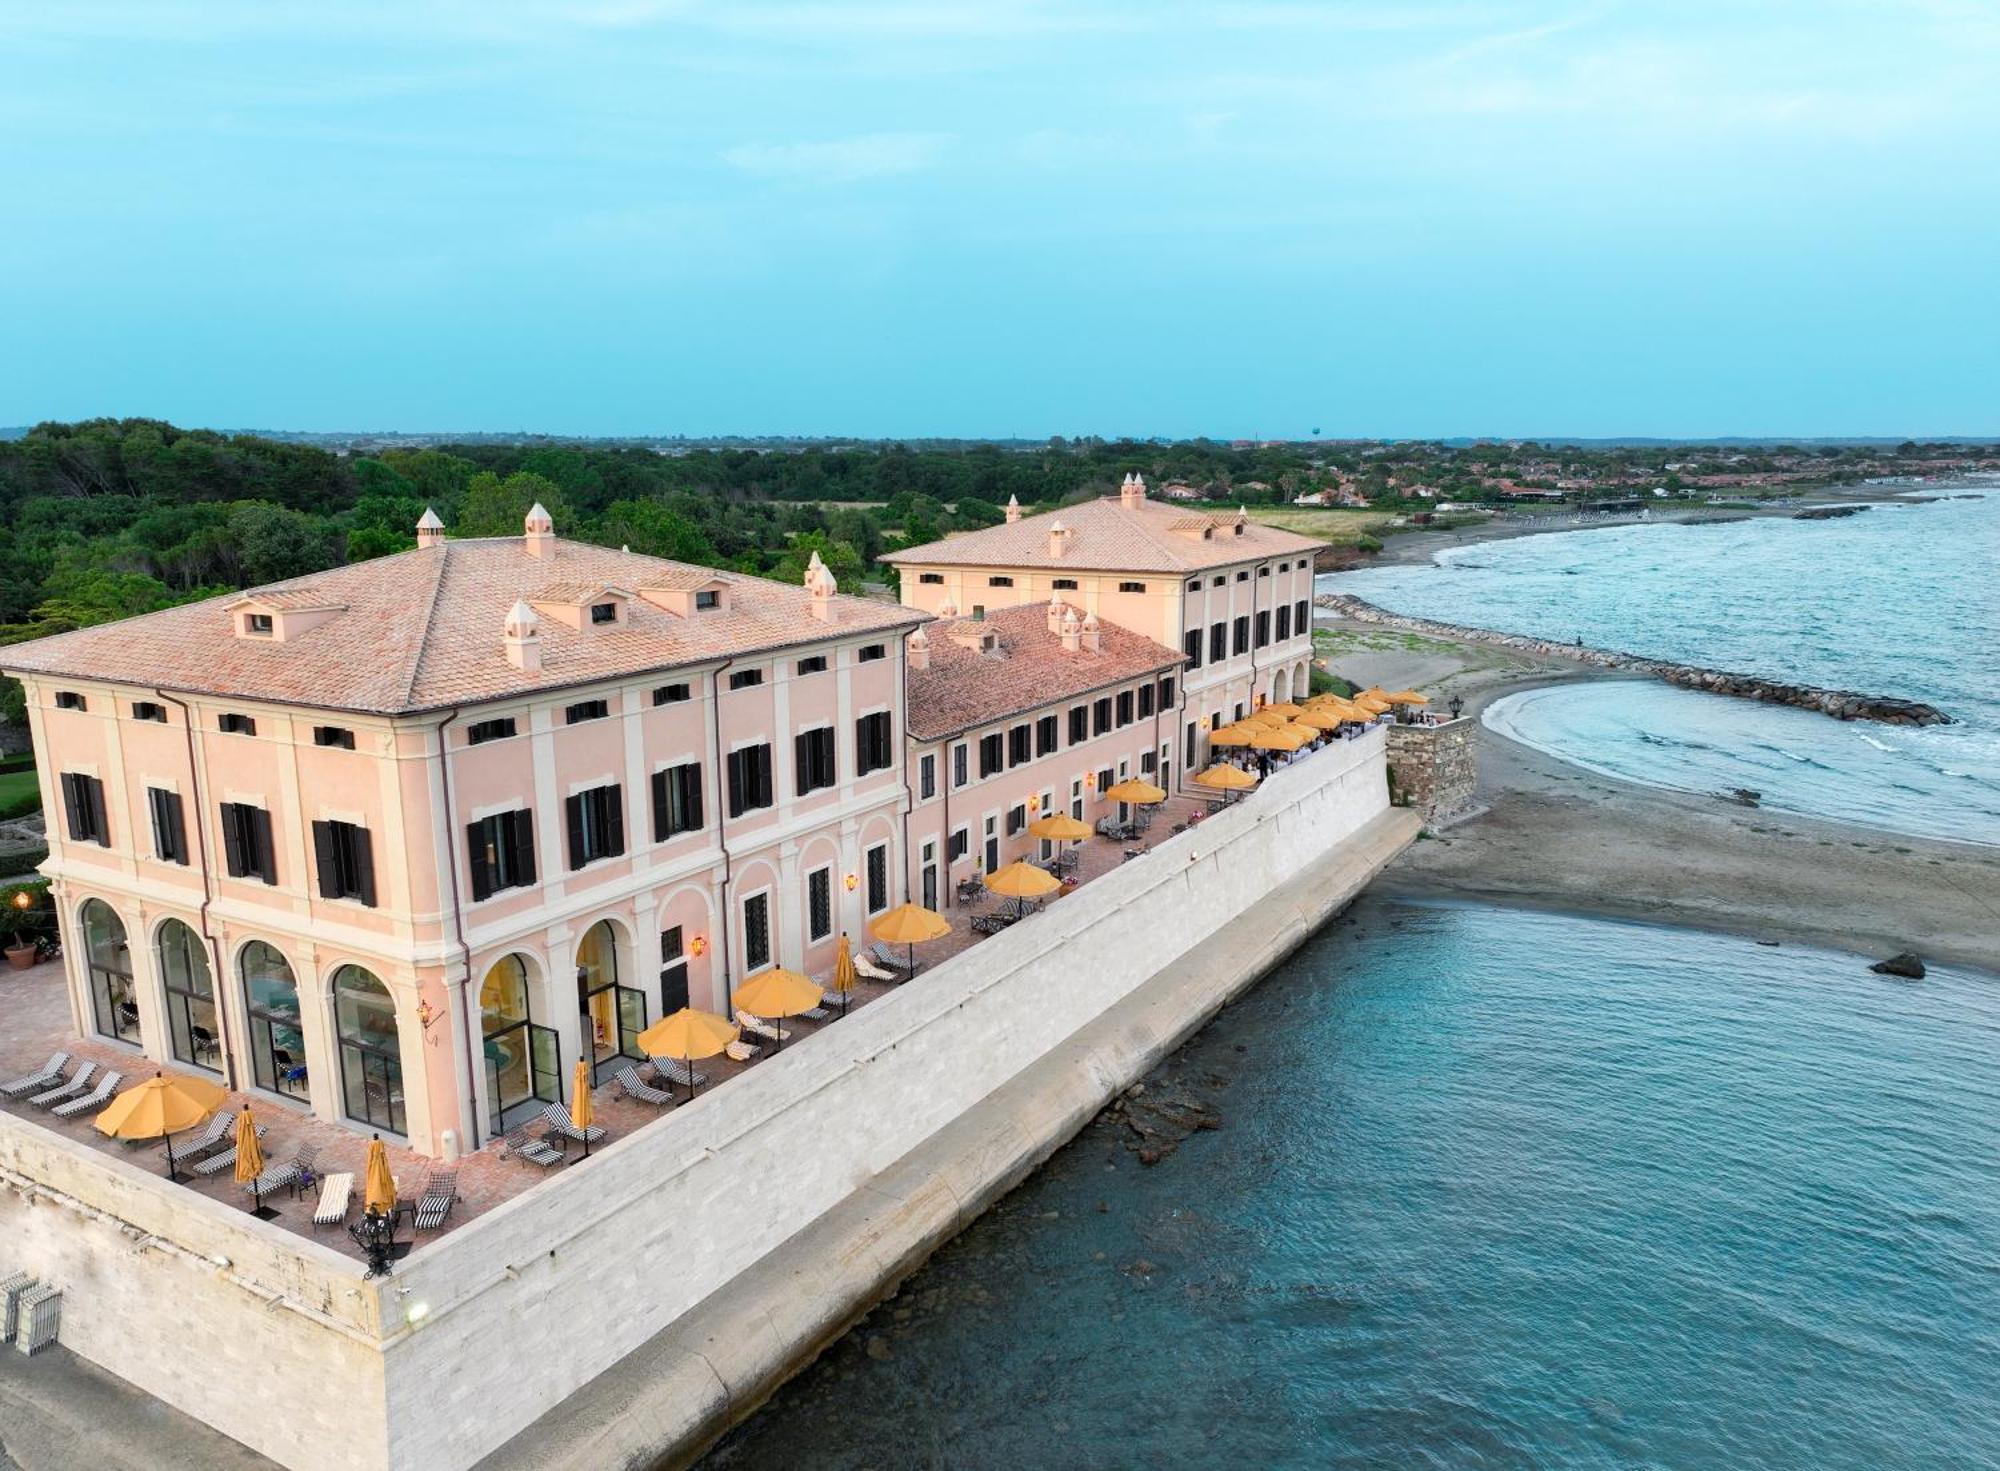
left=3, top=1, right=1997, bottom=438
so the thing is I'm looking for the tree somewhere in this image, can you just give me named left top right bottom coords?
left=766, top=532, right=865, bottom=592
left=455, top=472, right=575, bottom=538
left=591, top=500, right=718, bottom=565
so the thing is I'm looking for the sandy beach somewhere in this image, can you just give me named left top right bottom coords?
left=1316, top=610, right=2000, bottom=977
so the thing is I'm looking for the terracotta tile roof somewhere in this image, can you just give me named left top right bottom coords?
left=224, top=588, right=348, bottom=611
left=880, top=494, right=1324, bottom=574
left=637, top=567, right=729, bottom=592
left=904, top=600, right=1183, bottom=741
left=2, top=537, right=925, bottom=716
left=526, top=579, right=633, bottom=605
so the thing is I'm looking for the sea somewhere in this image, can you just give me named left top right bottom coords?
left=703, top=899, right=2000, bottom=1469
left=699, top=491, right=2000, bottom=1469
left=1331, top=489, right=2000, bottom=846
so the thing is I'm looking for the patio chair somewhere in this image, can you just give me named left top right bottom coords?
left=413, top=1169, right=458, bottom=1232
left=614, top=1064, right=674, bottom=1109
left=970, top=912, right=1011, bottom=936
left=169, top=1109, right=236, bottom=1161
left=868, top=942, right=919, bottom=976
left=538, top=1101, right=605, bottom=1146
left=192, top=1122, right=269, bottom=1177
left=52, top=1069, right=121, bottom=1119
left=851, top=951, right=897, bottom=983
left=503, top=1126, right=563, bottom=1168
left=310, top=1172, right=354, bottom=1232
left=28, top=1060, right=95, bottom=1109
left=650, top=1058, right=709, bottom=1090
left=724, top=1039, right=760, bottom=1063
left=1, top=1052, right=69, bottom=1098
left=243, top=1143, right=319, bottom=1199
left=735, top=1011, right=791, bottom=1044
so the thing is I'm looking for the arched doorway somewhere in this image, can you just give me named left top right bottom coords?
left=157, top=919, right=219, bottom=1071
left=241, top=941, right=308, bottom=1101
left=80, top=899, right=139, bottom=1044
left=481, top=954, right=559, bottom=1133
left=334, top=965, right=406, bottom=1135
left=576, top=919, right=645, bottom=1085
left=1273, top=667, right=1290, bottom=704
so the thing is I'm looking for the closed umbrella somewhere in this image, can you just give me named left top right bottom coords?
left=869, top=903, right=951, bottom=980
left=983, top=859, right=1062, bottom=919
left=731, top=968, right=824, bottom=1052
left=363, top=1132, right=395, bottom=1215
left=93, top=1070, right=227, bottom=1181
left=570, top=1058, right=596, bottom=1157
left=236, top=1107, right=271, bottom=1218
left=636, top=1007, right=738, bottom=1100
left=829, top=933, right=860, bottom=1016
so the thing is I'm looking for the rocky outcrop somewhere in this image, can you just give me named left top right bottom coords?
left=1870, top=952, right=1926, bottom=979
left=1316, top=594, right=1953, bottom=727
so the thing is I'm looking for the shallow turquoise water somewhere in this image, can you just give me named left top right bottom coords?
left=703, top=900, right=2000, bottom=1469
left=1328, top=492, right=2000, bottom=845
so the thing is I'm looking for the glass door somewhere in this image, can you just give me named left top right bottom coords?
left=615, top=986, right=648, bottom=1076
left=529, top=1024, right=561, bottom=1107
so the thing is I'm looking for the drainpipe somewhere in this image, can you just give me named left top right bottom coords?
left=939, top=743, right=953, bottom=912
left=432, top=708, right=481, bottom=1151
left=709, top=659, right=736, bottom=1006
left=896, top=638, right=915, bottom=904
left=157, top=689, right=236, bottom=1092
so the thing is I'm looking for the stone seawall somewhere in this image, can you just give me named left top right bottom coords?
left=1318, top=594, right=1952, bottom=727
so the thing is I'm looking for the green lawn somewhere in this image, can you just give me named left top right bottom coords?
left=0, top=769, right=42, bottom=821
left=1244, top=507, right=1397, bottom=545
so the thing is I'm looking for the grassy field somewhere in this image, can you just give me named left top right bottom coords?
left=1244, top=507, right=1398, bottom=544
left=0, top=768, right=42, bottom=821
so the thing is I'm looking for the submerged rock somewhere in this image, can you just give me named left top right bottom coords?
left=1870, top=951, right=1926, bottom=979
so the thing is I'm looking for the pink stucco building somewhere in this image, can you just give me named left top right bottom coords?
left=2, top=509, right=925, bottom=1156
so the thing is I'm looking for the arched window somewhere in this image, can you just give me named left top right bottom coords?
left=157, top=919, right=218, bottom=1071
left=80, top=899, right=137, bottom=1044
left=480, top=955, right=556, bottom=1133
left=576, top=920, right=643, bottom=1085
left=334, top=965, right=404, bottom=1135
left=241, top=941, right=307, bottom=1101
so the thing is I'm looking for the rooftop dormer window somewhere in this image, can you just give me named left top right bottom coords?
left=245, top=613, right=274, bottom=636
left=590, top=602, right=619, bottom=625
left=695, top=590, right=720, bottom=611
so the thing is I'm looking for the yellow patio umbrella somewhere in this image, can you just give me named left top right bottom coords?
left=732, top=967, right=824, bottom=1051
left=93, top=1069, right=227, bottom=1180
left=1385, top=690, right=1429, bottom=705
left=636, top=1007, right=738, bottom=1099
left=569, top=1058, right=598, bottom=1156
left=1103, top=778, right=1166, bottom=805
left=1194, top=762, right=1258, bottom=796
left=1207, top=725, right=1255, bottom=747
left=1357, top=686, right=1389, bottom=702
left=1240, top=710, right=1286, bottom=728
left=1295, top=708, right=1344, bottom=731
left=1250, top=723, right=1311, bottom=751
left=236, top=1106, right=272, bottom=1218
left=984, top=859, right=1061, bottom=919
left=828, top=933, right=861, bottom=1016
left=1027, top=812, right=1091, bottom=842
left=363, top=1132, right=395, bottom=1215
left=870, top=902, right=952, bottom=981
left=1262, top=701, right=1305, bottom=718
left=1353, top=694, right=1392, bottom=715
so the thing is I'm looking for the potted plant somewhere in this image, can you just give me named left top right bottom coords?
left=2, top=884, right=46, bottom=969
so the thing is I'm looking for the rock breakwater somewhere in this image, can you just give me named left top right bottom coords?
left=1317, top=593, right=1953, bottom=727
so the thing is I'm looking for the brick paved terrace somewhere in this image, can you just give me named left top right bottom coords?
left=0, top=791, right=1223, bottom=1263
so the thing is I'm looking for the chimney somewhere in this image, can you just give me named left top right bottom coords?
left=936, top=598, right=958, bottom=619
left=1120, top=473, right=1146, bottom=510
left=1081, top=611, right=1102, bottom=653
left=906, top=625, right=930, bottom=672
left=503, top=599, right=542, bottom=672
left=416, top=506, right=445, bottom=549
left=1059, top=607, right=1082, bottom=653
left=1004, top=495, right=1022, bottom=525
left=1046, top=591, right=1067, bottom=634
left=1046, top=519, right=1069, bottom=558
left=524, top=502, right=555, bottom=559
left=804, top=550, right=838, bottom=622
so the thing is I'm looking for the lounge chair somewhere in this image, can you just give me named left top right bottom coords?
left=724, top=1039, right=760, bottom=1063
left=311, top=1172, right=353, bottom=1231
left=29, top=1060, right=95, bottom=1109
left=614, top=1064, right=674, bottom=1109
left=503, top=1126, right=563, bottom=1167
left=170, top=1109, right=236, bottom=1161
left=735, top=1010, right=791, bottom=1044
left=970, top=912, right=1011, bottom=936
left=192, top=1122, right=269, bottom=1177
left=868, top=942, right=922, bottom=977
left=851, top=951, right=895, bottom=982
left=538, top=1101, right=605, bottom=1146
left=650, top=1058, right=709, bottom=1090
left=1, top=1052, right=69, bottom=1098
left=413, top=1169, right=458, bottom=1231
left=52, top=1069, right=121, bottom=1118
left=243, top=1143, right=319, bottom=1199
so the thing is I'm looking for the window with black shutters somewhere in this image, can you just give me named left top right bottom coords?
left=919, top=572, right=944, bottom=584
left=1256, top=610, right=1271, bottom=647
left=132, top=701, right=166, bottom=723
left=1036, top=714, right=1059, bottom=756
left=953, top=743, right=968, bottom=787
left=653, top=683, right=690, bottom=706
left=978, top=732, right=1003, bottom=778
left=919, top=753, right=936, bottom=800
left=859, top=644, right=887, bottom=662
left=797, top=655, right=828, bottom=676
left=1006, top=804, right=1025, bottom=836
left=564, top=784, right=625, bottom=869
left=565, top=699, right=609, bottom=724
left=1233, top=616, right=1250, bottom=655
left=1092, top=697, right=1112, bottom=736
left=1182, top=629, right=1203, bottom=669
left=1138, top=684, right=1154, bottom=718
left=1295, top=598, right=1309, bottom=632
left=314, top=726, right=354, bottom=749
left=60, top=773, right=110, bottom=847
left=1158, top=677, right=1176, bottom=708
left=865, top=844, right=889, bottom=913
left=218, top=712, right=256, bottom=735
left=1209, top=624, right=1226, bottom=662
left=808, top=868, right=833, bottom=941
left=1068, top=705, right=1088, bottom=743
left=1097, top=766, right=1114, bottom=794
left=1276, top=606, right=1292, bottom=641
left=1141, top=750, right=1158, bottom=773
left=147, top=787, right=188, bottom=865
left=312, top=820, right=377, bottom=906
left=728, top=668, right=764, bottom=690
left=795, top=727, right=837, bottom=795
left=1116, top=690, right=1134, bottom=726
left=1184, top=720, right=1197, bottom=769
left=467, top=717, right=516, bottom=744
left=467, top=810, right=536, bottom=901
left=856, top=711, right=893, bottom=775
left=1008, top=724, right=1031, bottom=766
left=726, top=744, right=774, bottom=817
left=988, top=575, right=1014, bottom=588
left=55, top=691, right=85, bottom=710
left=743, top=893, right=771, bottom=971
left=651, top=762, right=704, bottom=840
left=220, top=802, right=278, bottom=884
left=1053, top=578, right=1077, bottom=590
left=1119, top=581, right=1145, bottom=593
left=948, top=827, right=968, bottom=861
